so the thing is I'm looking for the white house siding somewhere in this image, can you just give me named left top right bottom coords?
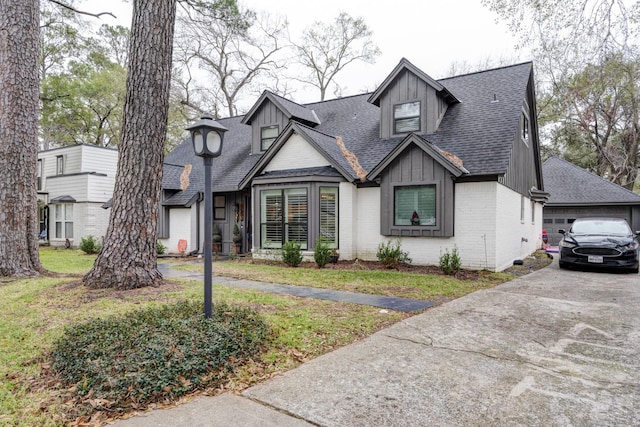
left=264, top=133, right=330, bottom=171
left=47, top=175, right=89, bottom=201
left=348, top=181, right=541, bottom=271
left=494, top=184, right=543, bottom=271
left=337, top=182, right=358, bottom=260
left=80, top=145, right=118, bottom=175
left=86, top=175, right=116, bottom=201
left=49, top=202, right=110, bottom=247
left=160, top=208, right=194, bottom=254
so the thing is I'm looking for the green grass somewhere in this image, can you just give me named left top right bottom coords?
left=1, top=249, right=518, bottom=425
left=176, top=260, right=512, bottom=300
left=0, top=248, right=409, bottom=425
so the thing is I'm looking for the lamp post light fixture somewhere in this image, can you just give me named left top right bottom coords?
left=186, top=114, right=228, bottom=319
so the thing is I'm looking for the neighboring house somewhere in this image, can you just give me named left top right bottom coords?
left=161, top=58, right=548, bottom=271
left=37, top=144, right=117, bottom=247
left=542, top=156, right=640, bottom=245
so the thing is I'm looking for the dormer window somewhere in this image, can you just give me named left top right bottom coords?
left=394, top=101, right=420, bottom=134
left=261, top=125, right=279, bottom=151
left=521, top=112, right=529, bottom=144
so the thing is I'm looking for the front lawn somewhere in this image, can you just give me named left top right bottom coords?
left=0, top=248, right=528, bottom=426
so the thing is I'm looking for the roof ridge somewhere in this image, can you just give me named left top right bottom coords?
left=438, top=61, right=533, bottom=82
left=303, top=91, right=373, bottom=107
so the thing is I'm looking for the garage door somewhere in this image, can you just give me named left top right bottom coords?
left=543, top=206, right=632, bottom=245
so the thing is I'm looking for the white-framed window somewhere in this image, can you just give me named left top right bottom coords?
left=261, top=125, right=279, bottom=151
left=54, top=203, right=73, bottom=239
left=56, top=155, right=64, bottom=175
left=319, top=187, right=338, bottom=248
left=393, top=101, right=420, bottom=134
left=394, top=185, right=436, bottom=226
left=260, top=188, right=308, bottom=249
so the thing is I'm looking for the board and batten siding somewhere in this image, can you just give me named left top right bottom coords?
left=500, top=78, right=540, bottom=196
left=377, top=69, right=447, bottom=139
left=264, top=133, right=329, bottom=171
left=379, top=144, right=455, bottom=237
left=250, top=100, right=288, bottom=154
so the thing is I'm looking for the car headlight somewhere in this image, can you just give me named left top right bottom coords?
left=620, top=240, right=639, bottom=251
left=559, top=239, right=576, bottom=249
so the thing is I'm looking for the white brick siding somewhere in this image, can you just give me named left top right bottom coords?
left=348, top=181, right=542, bottom=271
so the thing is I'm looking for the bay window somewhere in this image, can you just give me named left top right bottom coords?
left=261, top=188, right=308, bottom=249
left=319, top=187, right=338, bottom=247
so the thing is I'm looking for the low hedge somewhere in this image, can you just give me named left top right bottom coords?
left=50, top=300, right=270, bottom=411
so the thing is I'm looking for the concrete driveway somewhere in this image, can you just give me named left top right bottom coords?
left=116, top=258, right=639, bottom=426
left=245, top=259, right=639, bottom=426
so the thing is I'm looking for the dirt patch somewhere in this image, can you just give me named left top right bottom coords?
left=239, top=249, right=554, bottom=281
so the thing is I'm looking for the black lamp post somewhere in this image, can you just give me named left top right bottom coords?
left=186, top=114, right=228, bottom=319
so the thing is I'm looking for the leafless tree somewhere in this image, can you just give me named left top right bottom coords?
left=293, top=12, right=380, bottom=101
left=174, top=6, right=289, bottom=117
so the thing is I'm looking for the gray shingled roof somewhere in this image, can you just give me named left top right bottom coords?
left=241, top=91, right=320, bottom=126
left=164, top=115, right=261, bottom=195
left=164, top=61, right=535, bottom=204
left=543, top=157, right=640, bottom=205
left=428, top=63, right=532, bottom=176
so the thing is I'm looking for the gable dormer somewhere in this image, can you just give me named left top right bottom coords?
left=368, top=58, right=459, bottom=139
left=241, top=91, right=320, bottom=155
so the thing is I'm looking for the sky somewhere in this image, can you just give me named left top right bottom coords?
left=80, top=0, right=524, bottom=105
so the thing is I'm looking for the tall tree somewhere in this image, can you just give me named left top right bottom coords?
left=82, top=0, right=177, bottom=289
left=483, top=0, right=640, bottom=188
left=548, top=55, right=640, bottom=188
left=293, top=12, right=380, bottom=101
left=0, top=0, right=45, bottom=277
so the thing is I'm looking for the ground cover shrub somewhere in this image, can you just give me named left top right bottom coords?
left=79, top=235, right=101, bottom=254
left=439, top=247, right=461, bottom=275
left=50, top=300, right=270, bottom=413
left=376, top=239, right=411, bottom=269
left=313, top=238, right=332, bottom=268
left=282, top=241, right=303, bottom=267
left=157, top=240, right=167, bottom=255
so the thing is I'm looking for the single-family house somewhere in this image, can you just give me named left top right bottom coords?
left=161, top=58, right=548, bottom=271
left=542, top=156, right=640, bottom=245
left=37, top=144, right=118, bottom=247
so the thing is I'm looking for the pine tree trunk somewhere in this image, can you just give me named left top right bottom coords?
left=0, top=0, right=45, bottom=277
left=83, top=0, right=176, bottom=289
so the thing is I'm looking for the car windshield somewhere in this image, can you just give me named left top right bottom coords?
left=570, top=220, right=631, bottom=236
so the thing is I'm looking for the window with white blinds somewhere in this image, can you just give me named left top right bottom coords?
left=319, top=187, right=338, bottom=247
left=260, top=188, right=308, bottom=249
left=394, top=185, right=436, bottom=226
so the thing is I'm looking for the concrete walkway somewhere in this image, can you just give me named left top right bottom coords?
left=158, top=262, right=437, bottom=312
left=115, top=259, right=640, bottom=426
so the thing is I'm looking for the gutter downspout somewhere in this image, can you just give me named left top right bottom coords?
left=189, top=192, right=204, bottom=256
